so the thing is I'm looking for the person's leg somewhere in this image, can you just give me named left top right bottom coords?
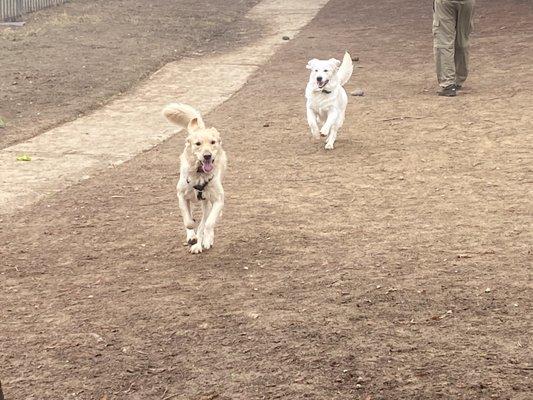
left=455, top=0, right=475, bottom=87
left=433, top=0, right=458, bottom=88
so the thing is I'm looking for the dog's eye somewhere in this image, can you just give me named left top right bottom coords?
left=315, top=69, right=318, bottom=72
left=195, top=142, right=201, bottom=146
left=324, top=69, right=328, bottom=72
left=211, top=140, right=216, bottom=145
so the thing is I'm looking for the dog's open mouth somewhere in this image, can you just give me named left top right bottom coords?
left=317, top=79, right=329, bottom=89
left=201, top=159, right=214, bottom=173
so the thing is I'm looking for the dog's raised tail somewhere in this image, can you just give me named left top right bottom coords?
left=163, top=102, right=205, bottom=130
left=337, top=51, right=353, bottom=86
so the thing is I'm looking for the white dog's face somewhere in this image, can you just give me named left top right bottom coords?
left=186, top=118, right=222, bottom=173
left=306, top=58, right=341, bottom=89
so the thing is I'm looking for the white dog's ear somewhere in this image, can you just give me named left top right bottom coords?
left=329, top=58, right=341, bottom=70
left=187, top=117, right=201, bottom=132
left=306, top=59, right=318, bottom=70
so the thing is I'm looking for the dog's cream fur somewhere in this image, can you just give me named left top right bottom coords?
left=305, top=52, right=353, bottom=149
left=163, top=102, right=227, bottom=254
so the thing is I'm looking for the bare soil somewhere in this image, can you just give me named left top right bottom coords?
left=0, top=0, right=261, bottom=148
left=0, top=0, right=532, bottom=399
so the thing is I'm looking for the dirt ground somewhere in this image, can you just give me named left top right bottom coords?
left=0, top=0, right=261, bottom=149
left=1, top=0, right=532, bottom=399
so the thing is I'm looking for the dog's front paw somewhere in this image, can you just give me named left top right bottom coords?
left=189, top=242, right=203, bottom=254
left=202, top=229, right=214, bottom=250
left=186, top=229, right=197, bottom=245
left=324, top=142, right=335, bottom=150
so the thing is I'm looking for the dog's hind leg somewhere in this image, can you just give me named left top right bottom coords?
left=306, top=107, right=320, bottom=139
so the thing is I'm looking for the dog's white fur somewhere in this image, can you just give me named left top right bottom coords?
left=305, top=52, right=353, bottom=149
left=163, top=102, right=227, bottom=254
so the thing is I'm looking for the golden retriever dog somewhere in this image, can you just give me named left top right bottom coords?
left=163, top=103, right=227, bottom=254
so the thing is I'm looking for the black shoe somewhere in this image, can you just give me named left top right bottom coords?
left=438, top=85, right=457, bottom=97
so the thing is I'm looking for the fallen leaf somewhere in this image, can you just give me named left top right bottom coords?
left=16, top=155, right=31, bottom=161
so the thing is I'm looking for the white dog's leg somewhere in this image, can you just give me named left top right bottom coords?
left=186, top=228, right=197, bottom=245
left=196, top=200, right=211, bottom=246
left=306, top=107, right=320, bottom=139
left=178, top=191, right=195, bottom=230
left=189, top=241, right=203, bottom=254
left=325, top=125, right=338, bottom=150
left=183, top=199, right=198, bottom=245
left=202, top=198, right=224, bottom=250
left=320, top=108, right=339, bottom=138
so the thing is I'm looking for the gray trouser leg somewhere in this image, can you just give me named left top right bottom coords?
left=433, top=0, right=475, bottom=87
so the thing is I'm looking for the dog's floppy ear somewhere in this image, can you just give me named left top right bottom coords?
left=328, top=58, right=341, bottom=70
left=306, top=58, right=318, bottom=70
left=187, top=117, right=202, bottom=132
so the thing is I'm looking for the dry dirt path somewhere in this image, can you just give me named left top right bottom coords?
left=0, top=0, right=329, bottom=215
left=0, top=0, right=262, bottom=148
left=1, top=0, right=532, bottom=399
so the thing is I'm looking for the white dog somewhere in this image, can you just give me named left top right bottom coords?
left=163, top=103, right=227, bottom=254
left=305, top=52, right=353, bottom=149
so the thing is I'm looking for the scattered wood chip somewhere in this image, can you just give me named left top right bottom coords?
left=89, top=332, right=105, bottom=343
left=16, top=154, right=31, bottom=161
left=0, top=21, right=25, bottom=27
left=457, top=254, right=473, bottom=259
left=381, top=116, right=427, bottom=122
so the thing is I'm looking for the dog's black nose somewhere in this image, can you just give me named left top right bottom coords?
left=203, top=154, right=212, bottom=161
left=316, top=76, right=323, bottom=82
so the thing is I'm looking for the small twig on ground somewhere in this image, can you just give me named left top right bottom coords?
left=487, top=88, right=518, bottom=101
left=124, top=382, right=134, bottom=394
left=284, top=175, right=334, bottom=182
left=381, top=116, right=428, bottom=122
left=162, top=394, right=180, bottom=400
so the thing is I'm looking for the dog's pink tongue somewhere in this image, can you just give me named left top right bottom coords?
left=202, top=161, right=214, bottom=173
